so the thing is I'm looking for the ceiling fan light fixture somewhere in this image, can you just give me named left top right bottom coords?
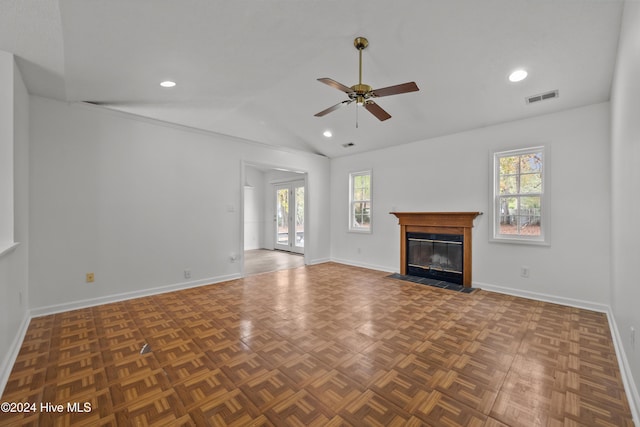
left=314, top=36, right=419, bottom=123
left=160, top=80, right=176, bottom=88
left=508, top=69, right=528, bottom=83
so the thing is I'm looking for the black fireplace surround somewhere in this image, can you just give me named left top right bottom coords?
left=406, top=232, right=464, bottom=285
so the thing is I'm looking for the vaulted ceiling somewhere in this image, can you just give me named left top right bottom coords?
left=1, top=0, right=625, bottom=158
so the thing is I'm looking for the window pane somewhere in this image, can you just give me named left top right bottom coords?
left=500, top=175, right=517, bottom=194
left=276, top=188, right=289, bottom=244
left=520, top=195, right=540, bottom=210
left=520, top=152, right=543, bottom=173
left=498, top=196, right=517, bottom=229
left=520, top=173, right=542, bottom=193
left=361, top=202, right=371, bottom=226
left=517, top=215, right=541, bottom=236
left=499, top=222, right=519, bottom=235
left=498, top=196, right=517, bottom=234
left=499, top=156, right=519, bottom=175
left=353, top=202, right=370, bottom=228
left=354, top=174, right=369, bottom=189
left=498, top=196, right=542, bottom=236
left=520, top=196, right=541, bottom=235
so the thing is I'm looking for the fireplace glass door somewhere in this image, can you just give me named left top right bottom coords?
left=407, top=233, right=463, bottom=284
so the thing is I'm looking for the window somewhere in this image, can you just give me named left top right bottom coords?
left=349, top=170, right=372, bottom=232
left=492, top=147, right=547, bottom=244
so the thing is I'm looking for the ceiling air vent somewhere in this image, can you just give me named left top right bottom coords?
left=342, top=142, right=355, bottom=148
left=526, top=90, right=559, bottom=105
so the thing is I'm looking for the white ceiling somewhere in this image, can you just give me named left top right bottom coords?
left=1, top=0, right=625, bottom=158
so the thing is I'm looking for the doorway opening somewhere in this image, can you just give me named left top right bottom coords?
left=242, top=163, right=307, bottom=276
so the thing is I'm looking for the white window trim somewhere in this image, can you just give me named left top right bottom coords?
left=349, top=170, right=372, bottom=233
left=490, top=146, right=550, bottom=246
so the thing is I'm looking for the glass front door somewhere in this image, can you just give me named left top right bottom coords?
left=274, top=180, right=304, bottom=254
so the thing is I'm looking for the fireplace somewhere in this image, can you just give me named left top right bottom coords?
left=407, top=232, right=464, bottom=284
left=391, top=212, right=481, bottom=287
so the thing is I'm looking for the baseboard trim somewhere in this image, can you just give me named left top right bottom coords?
left=329, top=257, right=396, bottom=274
left=0, top=311, right=31, bottom=397
left=474, top=281, right=610, bottom=313
left=606, top=309, right=640, bottom=426
left=29, top=273, right=242, bottom=318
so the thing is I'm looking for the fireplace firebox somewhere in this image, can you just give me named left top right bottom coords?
left=407, top=232, right=464, bottom=284
left=391, top=212, right=481, bottom=288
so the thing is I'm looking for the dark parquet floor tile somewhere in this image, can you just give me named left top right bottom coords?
left=0, top=262, right=634, bottom=426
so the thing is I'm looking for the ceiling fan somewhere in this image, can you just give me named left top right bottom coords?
left=314, top=37, right=419, bottom=122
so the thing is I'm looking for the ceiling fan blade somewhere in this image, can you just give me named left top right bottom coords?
left=371, top=82, right=419, bottom=98
left=317, top=78, right=355, bottom=94
left=314, top=99, right=353, bottom=117
left=364, top=101, right=391, bottom=121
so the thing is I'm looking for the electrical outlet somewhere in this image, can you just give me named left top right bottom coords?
left=520, top=266, right=530, bottom=278
left=184, top=269, right=191, bottom=279
left=86, top=273, right=95, bottom=283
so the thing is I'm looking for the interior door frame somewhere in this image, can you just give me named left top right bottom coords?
left=240, top=161, right=309, bottom=275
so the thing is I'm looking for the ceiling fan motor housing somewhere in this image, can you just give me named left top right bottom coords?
left=351, top=83, right=373, bottom=94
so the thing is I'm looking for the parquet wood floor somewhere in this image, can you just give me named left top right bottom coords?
left=244, top=250, right=304, bottom=276
left=1, top=262, right=633, bottom=426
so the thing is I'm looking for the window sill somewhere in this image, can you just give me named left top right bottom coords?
left=348, top=228, right=372, bottom=234
left=0, top=242, right=20, bottom=259
left=489, top=237, right=549, bottom=247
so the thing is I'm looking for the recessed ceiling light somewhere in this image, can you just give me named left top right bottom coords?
left=508, top=70, right=528, bottom=83
left=323, top=130, right=333, bottom=138
left=160, top=80, right=176, bottom=88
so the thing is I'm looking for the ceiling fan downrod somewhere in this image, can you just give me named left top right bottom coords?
left=354, top=37, right=368, bottom=128
left=353, top=37, right=371, bottom=106
left=354, top=37, right=368, bottom=86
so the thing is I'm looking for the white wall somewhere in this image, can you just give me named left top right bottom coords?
left=331, top=102, right=611, bottom=306
left=0, top=52, right=30, bottom=393
left=0, top=51, right=13, bottom=248
left=243, top=166, right=265, bottom=250
left=28, top=97, right=330, bottom=312
left=611, top=0, right=640, bottom=411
